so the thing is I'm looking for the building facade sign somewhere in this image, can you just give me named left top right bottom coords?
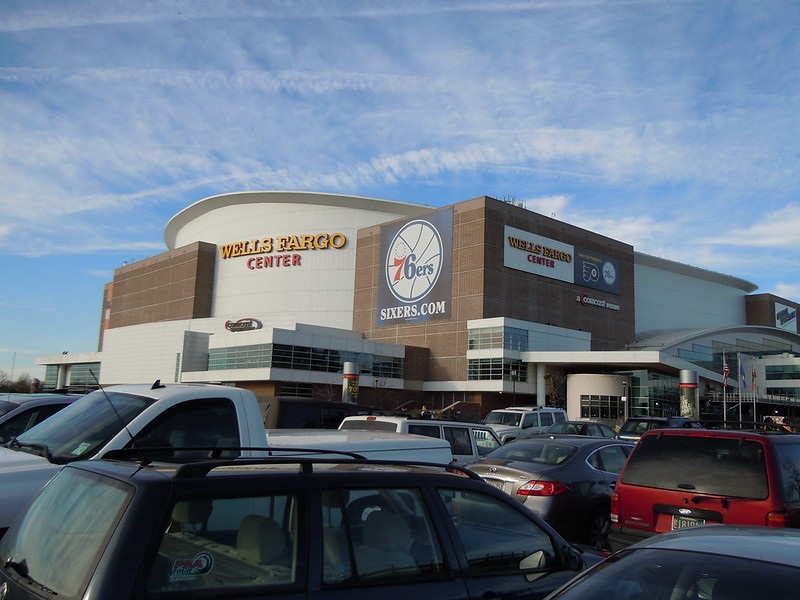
left=376, top=209, right=453, bottom=326
left=775, top=302, right=798, bottom=332
left=218, top=232, right=347, bottom=271
left=504, top=226, right=620, bottom=295
left=224, top=318, right=263, bottom=332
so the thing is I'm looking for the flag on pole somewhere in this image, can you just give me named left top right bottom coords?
left=723, top=358, right=730, bottom=387
left=752, top=359, right=757, bottom=394
left=739, top=360, right=747, bottom=390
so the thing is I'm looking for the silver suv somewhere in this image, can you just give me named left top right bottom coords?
left=484, top=406, right=568, bottom=443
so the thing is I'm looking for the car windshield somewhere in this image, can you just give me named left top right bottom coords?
left=13, top=390, right=152, bottom=462
left=619, top=420, right=662, bottom=435
left=620, top=435, right=769, bottom=498
left=0, top=468, right=132, bottom=597
left=484, top=412, right=521, bottom=426
left=548, top=546, right=800, bottom=600
left=483, top=440, right=577, bottom=466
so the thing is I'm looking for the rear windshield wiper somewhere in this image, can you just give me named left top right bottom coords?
left=5, top=558, right=57, bottom=595
left=691, top=494, right=755, bottom=508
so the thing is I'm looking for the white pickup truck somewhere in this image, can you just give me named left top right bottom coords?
left=0, top=382, right=451, bottom=539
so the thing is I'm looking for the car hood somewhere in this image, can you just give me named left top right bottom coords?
left=0, top=447, right=61, bottom=530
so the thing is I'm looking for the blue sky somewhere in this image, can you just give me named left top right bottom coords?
left=1, top=0, right=799, bottom=380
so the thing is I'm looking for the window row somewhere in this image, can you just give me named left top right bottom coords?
left=468, top=359, right=527, bottom=382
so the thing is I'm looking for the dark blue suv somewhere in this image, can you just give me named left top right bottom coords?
left=0, top=455, right=598, bottom=599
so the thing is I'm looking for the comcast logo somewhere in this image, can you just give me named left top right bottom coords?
left=385, top=219, right=444, bottom=303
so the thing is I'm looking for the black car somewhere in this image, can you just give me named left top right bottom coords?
left=0, top=453, right=598, bottom=600
left=0, top=394, right=82, bottom=444
left=467, top=437, right=634, bottom=549
left=543, top=525, right=800, bottom=600
left=615, top=416, right=703, bottom=441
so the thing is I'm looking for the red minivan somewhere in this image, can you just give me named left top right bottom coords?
left=608, top=428, right=800, bottom=551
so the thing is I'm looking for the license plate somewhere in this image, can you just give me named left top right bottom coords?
left=672, top=515, right=705, bottom=530
left=486, top=479, right=504, bottom=490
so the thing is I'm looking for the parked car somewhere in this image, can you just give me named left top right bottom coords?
left=544, top=525, right=800, bottom=599
left=339, top=414, right=502, bottom=465
left=0, top=454, right=599, bottom=600
left=467, top=437, right=634, bottom=549
left=484, top=406, right=568, bottom=443
left=0, top=394, right=82, bottom=444
left=538, top=420, right=617, bottom=439
left=608, top=428, right=800, bottom=552
left=615, top=415, right=703, bottom=441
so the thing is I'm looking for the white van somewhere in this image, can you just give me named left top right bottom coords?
left=265, top=428, right=454, bottom=464
left=338, top=415, right=501, bottom=465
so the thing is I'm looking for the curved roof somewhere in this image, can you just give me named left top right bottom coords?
left=628, top=325, right=800, bottom=352
left=165, top=191, right=430, bottom=250
left=635, top=251, right=757, bottom=293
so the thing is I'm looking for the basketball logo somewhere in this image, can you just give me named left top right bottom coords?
left=385, top=220, right=443, bottom=302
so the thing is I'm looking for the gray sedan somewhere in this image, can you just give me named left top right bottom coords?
left=466, top=436, right=633, bottom=550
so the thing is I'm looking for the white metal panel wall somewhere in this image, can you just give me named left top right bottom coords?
left=635, top=262, right=746, bottom=333
left=172, top=199, right=423, bottom=330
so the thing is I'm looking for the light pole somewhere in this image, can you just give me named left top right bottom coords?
left=511, top=368, right=518, bottom=405
left=621, top=380, right=628, bottom=420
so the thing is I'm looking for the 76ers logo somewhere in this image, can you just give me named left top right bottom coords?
left=385, top=220, right=443, bottom=303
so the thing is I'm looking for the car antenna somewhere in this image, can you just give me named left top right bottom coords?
left=90, top=369, right=141, bottom=452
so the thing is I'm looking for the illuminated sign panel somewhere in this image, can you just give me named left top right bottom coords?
left=775, top=302, right=798, bottom=332
left=218, top=232, right=347, bottom=271
left=376, top=209, right=453, bottom=326
left=504, top=226, right=620, bottom=296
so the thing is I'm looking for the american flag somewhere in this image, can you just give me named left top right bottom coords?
left=723, top=360, right=730, bottom=387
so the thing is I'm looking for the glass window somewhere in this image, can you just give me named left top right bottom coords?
left=0, top=468, right=131, bottom=598
left=473, top=429, right=501, bottom=456
left=130, top=398, right=240, bottom=458
left=549, top=547, right=798, bottom=600
left=588, top=445, right=630, bottom=474
left=148, top=494, right=300, bottom=592
left=774, top=443, right=800, bottom=502
left=438, top=488, right=556, bottom=575
left=443, top=426, right=473, bottom=456
left=621, top=436, right=768, bottom=498
left=321, top=488, right=445, bottom=585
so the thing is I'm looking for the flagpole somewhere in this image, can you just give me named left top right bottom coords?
left=722, top=352, right=728, bottom=426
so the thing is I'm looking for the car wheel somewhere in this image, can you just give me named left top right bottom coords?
left=589, top=510, right=611, bottom=551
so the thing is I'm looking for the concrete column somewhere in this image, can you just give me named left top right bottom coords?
left=342, top=362, right=359, bottom=404
left=536, top=363, right=546, bottom=407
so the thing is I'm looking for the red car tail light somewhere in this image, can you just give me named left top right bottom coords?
left=766, top=511, right=789, bottom=527
left=517, top=480, right=570, bottom=497
left=610, top=491, right=620, bottom=523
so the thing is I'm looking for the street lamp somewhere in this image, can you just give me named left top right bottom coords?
left=621, top=380, right=628, bottom=420
left=511, top=369, right=518, bottom=405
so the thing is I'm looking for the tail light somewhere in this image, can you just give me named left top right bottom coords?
left=767, top=511, right=788, bottom=527
left=610, top=491, right=620, bottom=523
left=517, top=480, right=569, bottom=497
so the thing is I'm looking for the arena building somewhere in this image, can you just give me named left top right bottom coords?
left=38, top=192, right=800, bottom=426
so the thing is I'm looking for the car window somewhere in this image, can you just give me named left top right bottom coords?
left=320, top=488, right=446, bottom=585
left=522, top=414, right=536, bottom=428
left=486, top=441, right=577, bottom=466
left=131, top=398, right=240, bottom=458
left=774, top=443, right=800, bottom=502
left=408, top=423, right=442, bottom=438
left=588, top=445, right=629, bottom=474
left=443, top=426, right=473, bottom=456
left=540, top=413, right=554, bottom=427
left=548, top=547, right=799, bottom=600
left=621, top=435, right=769, bottom=498
left=148, top=493, right=300, bottom=593
left=439, top=488, right=556, bottom=575
left=473, top=428, right=501, bottom=456
left=0, top=468, right=131, bottom=598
